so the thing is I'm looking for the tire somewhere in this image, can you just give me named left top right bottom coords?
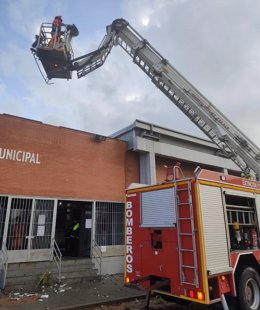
left=237, top=266, right=260, bottom=310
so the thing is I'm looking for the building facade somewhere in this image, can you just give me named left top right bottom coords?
left=0, top=115, right=240, bottom=274
left=112, top=119, right=240, bottom=184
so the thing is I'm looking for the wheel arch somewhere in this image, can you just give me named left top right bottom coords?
left=234, top=253, right=260, bottom=277
left=232, top=253, right=260, bottom=297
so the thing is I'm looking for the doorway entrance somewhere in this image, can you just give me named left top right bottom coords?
left=55, top=200, right=92, bottom=258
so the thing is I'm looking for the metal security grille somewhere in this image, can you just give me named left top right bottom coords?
left=31, top=199, right=54, bottom=249
left=7, top=198, right=33, bottom=250
left=4, top=198, right=55, bottom=251
left=0, top=196, right=8, bottom=250
left=95, top=202, right=124, bottom=246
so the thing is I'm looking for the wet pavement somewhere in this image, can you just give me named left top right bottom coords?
left=0, top=274, right=145, bottom=310
left=0, top=274, right=236, bottom=310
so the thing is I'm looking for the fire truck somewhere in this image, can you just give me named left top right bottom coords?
left=126, top=167, right=260, bottom=310
left=32, top=19, right=260, bottom=309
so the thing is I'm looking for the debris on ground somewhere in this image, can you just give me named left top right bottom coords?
left=0, top=281, right=73, bottom=307
left=0, top=291, right=39, bottom=307
left=0, top=274, right=145, bottom=309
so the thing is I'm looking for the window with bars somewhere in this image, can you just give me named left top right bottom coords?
left=31, top=199, right=54, bottom=249
left=1, top=197, right=54, bottom=251
left=6, top=198, right=33, bottom=250
left=95, top=202, right=124, bottom=246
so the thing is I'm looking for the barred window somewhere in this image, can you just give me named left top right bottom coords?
left=95, top=202, right=124, bottom=246
left=31, top=199, right=54, bottom=249
left=5, top=198, right=54, bottom=250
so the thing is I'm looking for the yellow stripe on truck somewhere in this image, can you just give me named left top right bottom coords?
left=194, top=181, right=210, bottom=303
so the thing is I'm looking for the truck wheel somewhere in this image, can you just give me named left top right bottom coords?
left=237, top=266, right=260, bottom=310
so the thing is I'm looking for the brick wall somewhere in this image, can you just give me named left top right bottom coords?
left=156, top=157, right=201, bottom=183
left=156, top=156, right=226, bottom=184
left=0, top=115, right=128, bottom=201
left=125, top=151, right=140, bottom=187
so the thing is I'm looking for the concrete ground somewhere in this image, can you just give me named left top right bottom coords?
left=0, top=274, right=146, bottom=310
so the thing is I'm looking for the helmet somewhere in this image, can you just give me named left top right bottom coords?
left=55, top=16, right=62, bottom=21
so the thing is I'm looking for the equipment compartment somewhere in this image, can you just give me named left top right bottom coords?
left=225, top=194, right=259, bottom=250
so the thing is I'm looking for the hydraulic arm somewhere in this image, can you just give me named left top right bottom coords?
left=34, top=18, right=260, bottom=179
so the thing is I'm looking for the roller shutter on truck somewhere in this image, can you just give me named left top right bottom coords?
left=199, top=184, right=232, bottom=275
left=140, top=187, right=176, bottom=228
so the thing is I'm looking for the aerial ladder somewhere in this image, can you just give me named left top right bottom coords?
left=32, top=18, right=260, bottom=180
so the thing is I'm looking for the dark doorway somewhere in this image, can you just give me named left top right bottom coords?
left=55, top=200, right=92, bottom=257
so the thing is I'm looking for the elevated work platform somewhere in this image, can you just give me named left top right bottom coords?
left=35, top=47, right=72, bottom=80
left=31, top=22, right=78, bottom=82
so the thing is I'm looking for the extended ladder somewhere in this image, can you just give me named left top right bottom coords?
left=70, top=18, right=260, bottom=179
left=175, top=180, right=199, bottom=287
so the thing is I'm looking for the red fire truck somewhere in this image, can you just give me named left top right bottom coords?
left=125, top=167, right=260, bottom=309
left=33, top=18, right=260, bottom=309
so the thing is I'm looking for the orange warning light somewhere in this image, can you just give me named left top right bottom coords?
left=197, top=291, right=204, bottom=301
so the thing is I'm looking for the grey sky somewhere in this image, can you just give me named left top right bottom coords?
left=0, top=0, right=259, bottom=146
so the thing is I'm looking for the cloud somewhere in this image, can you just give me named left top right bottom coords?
left=0, top=80, right=7, bottom=95
left=0, top=0, right=260, bottom=149
left=6, top=0, right=46, bottom=38
left=121, top=0, right=260, bottom=145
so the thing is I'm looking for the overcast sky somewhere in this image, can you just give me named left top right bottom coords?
left=0, top=0, right=259, bottom=146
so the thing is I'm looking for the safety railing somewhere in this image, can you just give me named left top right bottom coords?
left=51, top=239, right=62, bottom=283
left=91, top=240, right=103, bottom=275
left=0, top=242, right=8, bottom=289
left=37, top=22, right=74, bottom=56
